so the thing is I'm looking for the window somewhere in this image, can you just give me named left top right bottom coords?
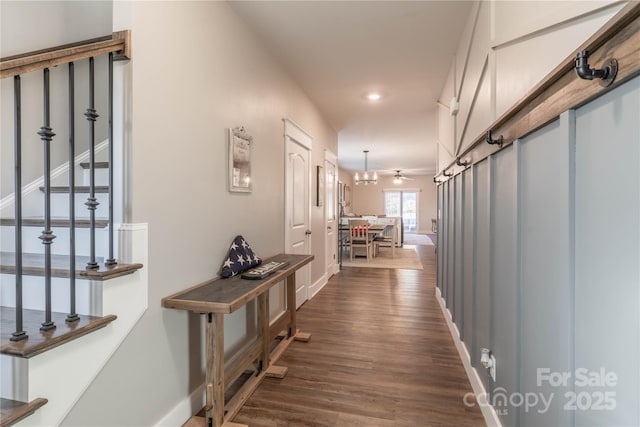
left=384, top=191, right=401, bottom=217
left=384, top=190, right=418, bottom=233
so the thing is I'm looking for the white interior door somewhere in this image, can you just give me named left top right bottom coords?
left=284, top=121, right=311, bottom=309
left=325, top=151, right=338, bottom=276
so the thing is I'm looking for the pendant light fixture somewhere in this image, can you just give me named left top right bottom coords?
left=354, top=150, right=378, bottom=185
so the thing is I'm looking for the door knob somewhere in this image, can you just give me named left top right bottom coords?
left=305, top=230, right=312, bottom=235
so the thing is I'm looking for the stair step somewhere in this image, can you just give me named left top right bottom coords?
left=39, top=186, right=109, bottom=194
left=0, top=252, right=143, bottom=281
left=0, top=217, right=109, bottom=228
left=0, top=307, right=117, bottom=358
left=0, top=397, right=48, bottom=427
left=80, top=161, right=109, bottom=169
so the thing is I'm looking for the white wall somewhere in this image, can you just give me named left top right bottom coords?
left=436, top=0, right=624, bottom=172
left=31, top=1, right=335, bottom=426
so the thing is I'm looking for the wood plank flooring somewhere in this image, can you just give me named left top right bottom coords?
left=231, top=245, right=485, bottom=427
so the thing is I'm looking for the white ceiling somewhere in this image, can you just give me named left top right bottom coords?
left=230, top=0, right=474, bottom=176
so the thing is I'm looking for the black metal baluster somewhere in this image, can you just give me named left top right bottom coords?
left=67, top=62, right=79, bottom=323
left=11, top=75, right=27, bottom=342
left=85, top=57, right=99, bottom=270
left=38, top=68, right=56, bottom=331
left=106, top=52, right=116, bottom=266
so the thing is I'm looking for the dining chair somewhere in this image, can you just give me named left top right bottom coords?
left=373, top=223, right=396, bottom=258
left=348, top=219, right=374, bottom=261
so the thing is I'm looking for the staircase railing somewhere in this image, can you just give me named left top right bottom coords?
left=12, top=74, right=24, bottom=341
left=1, top=31, right=131, bottom=341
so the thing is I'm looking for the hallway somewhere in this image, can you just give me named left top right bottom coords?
left=232, top=245, right=485, bottom=426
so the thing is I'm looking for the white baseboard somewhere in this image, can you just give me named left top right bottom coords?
left=309, top=273, right=328, bottom=299
left=154, top=383, right=205, bottom=427
left=435, top=287, right=502, bottom=427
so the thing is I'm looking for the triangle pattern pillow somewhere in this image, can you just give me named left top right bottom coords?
left=220, top=235, right=262, bottom=278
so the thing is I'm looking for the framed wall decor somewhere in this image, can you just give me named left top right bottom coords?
left=228, top=126, right=253, bottom=193
left=317, top=165, right=324, bottom=207
left=344, top=184, right=351, bottom=207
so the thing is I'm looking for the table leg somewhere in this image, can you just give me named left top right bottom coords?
left=286, top=272, right=312, bottom=343
left=392, top=225, right=396, bottom=258
left=205, top=312, right=224, bottom=427
left=286, top=274, right=296, bottom=338
left=258, top=292, right=270, bottom=370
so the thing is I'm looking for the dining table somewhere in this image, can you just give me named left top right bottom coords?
left=338, top=223, right=392, bottom=263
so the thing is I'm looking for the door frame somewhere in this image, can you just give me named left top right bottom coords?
left=283, top=118, right=312, bottom=308
left=324, top=149, right=339, bottom=277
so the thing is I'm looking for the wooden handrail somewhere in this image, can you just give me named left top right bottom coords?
left=436, top=2, right=640, bottom=180
left=0, top=30, right=130, bottom=79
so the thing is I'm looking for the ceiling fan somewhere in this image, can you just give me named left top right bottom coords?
left=393, top=170, right=415, bottom=183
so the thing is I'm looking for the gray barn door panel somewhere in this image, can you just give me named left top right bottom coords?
left=454, top=174, right=465, bottom=330
left=574, top=76, right=639, bottom=427
left=462, top=169, right=474, bottom=347
left=519, top=115, right=574, bottom=427
left=490, top=145, right=519, bottom=427
left=437, top=185, right=444, bottom=292
left=447, top=179, right=456, bottom=311
left=442, top=181, right=449, bottom=301
left=473, top=159, right=491, bottom=384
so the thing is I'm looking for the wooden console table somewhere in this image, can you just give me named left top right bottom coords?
left=161, top=254, right=314, bottom=427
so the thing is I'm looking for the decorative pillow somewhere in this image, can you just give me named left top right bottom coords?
left=220, top=235, right=262, bottom=278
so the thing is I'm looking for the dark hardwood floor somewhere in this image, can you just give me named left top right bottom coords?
left=232, top=244, right=485, bottom=427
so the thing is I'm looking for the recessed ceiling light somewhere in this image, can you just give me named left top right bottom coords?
left=367, top=93, right=381, bottom=101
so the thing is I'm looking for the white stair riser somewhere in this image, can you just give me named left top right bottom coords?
left=82, top=168, right=109, bottom=186
left=0, top=354, right=28, bottom=401
left=0, top=275, right=102, bottom=316
left=1, top=226, right=107, bottom=257
left=49, top=192, right=109, bottom=218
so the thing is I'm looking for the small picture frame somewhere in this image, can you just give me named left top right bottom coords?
left=344, top=184, right=351, bottom=207
left=317, top=165, right=324, bottom=207
left=228, top=126, right=252, bottom=193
